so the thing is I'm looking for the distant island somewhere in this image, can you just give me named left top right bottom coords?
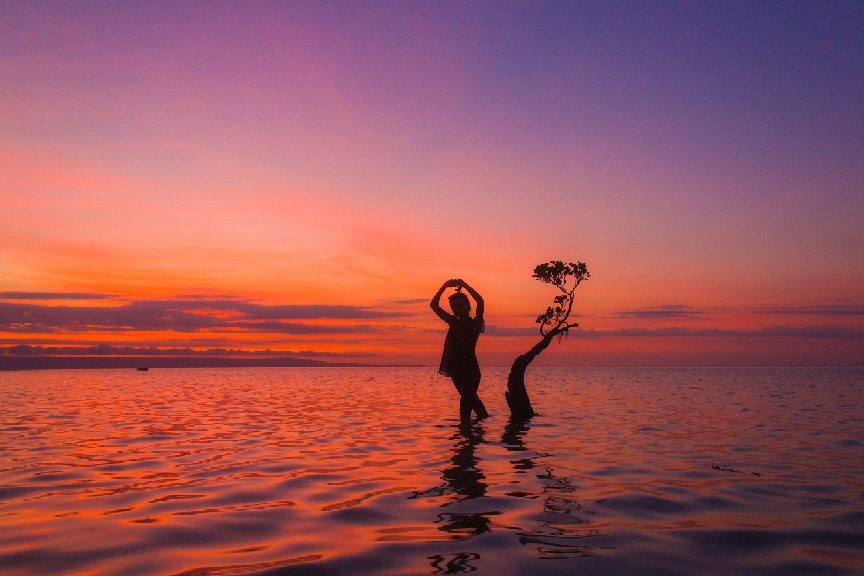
left=0, top=356, right=362, bottom=371
left=0, top=345, right=407, bottom=371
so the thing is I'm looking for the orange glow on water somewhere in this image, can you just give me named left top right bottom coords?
left=2, top=367, right=862, bottom=574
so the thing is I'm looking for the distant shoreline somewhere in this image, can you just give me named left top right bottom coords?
left=2, top=358, right=859, bottom=371
left=0, top=356, right=422, bottom=371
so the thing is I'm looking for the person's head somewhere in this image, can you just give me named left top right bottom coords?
left=448, top=292, right=471, bottom=318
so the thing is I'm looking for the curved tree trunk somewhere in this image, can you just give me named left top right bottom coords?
left=505, top=328, right=562, bottom=419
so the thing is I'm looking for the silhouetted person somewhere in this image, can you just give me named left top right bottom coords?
left=431, top=279, right=489, bottom=422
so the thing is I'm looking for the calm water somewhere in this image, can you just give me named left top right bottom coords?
left=1, top=367, right=863, bottom=575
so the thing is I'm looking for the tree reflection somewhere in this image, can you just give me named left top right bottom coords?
left=501, top=417, right=605, bottom=558
left=427, top=552, right=480, bottom=575
left=435, top=511, right=493, bottom=537
left=415, top=418, right=606, bottom=573
left=502, top=417, right=534, bottom=473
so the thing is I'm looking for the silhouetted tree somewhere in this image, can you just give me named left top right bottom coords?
left=506, top=261, right=589, bottom=419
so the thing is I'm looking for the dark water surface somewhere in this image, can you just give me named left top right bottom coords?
left=1, top=367, right=863, bottom=575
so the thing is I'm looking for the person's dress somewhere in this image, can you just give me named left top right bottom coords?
left=438, top=316, right=483, bottom=384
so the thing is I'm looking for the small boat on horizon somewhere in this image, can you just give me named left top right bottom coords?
left=136, top=367, right=149, bottom=372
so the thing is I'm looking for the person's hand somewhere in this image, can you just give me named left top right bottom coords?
left=444, top=278, right=462, bottom=288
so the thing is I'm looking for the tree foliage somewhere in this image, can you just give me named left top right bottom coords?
left=532, top=260, right=590, bottom=337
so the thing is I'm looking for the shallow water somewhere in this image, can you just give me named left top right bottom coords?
left=1, top=367, right=863, bottom=575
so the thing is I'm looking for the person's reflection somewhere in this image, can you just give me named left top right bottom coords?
left=410, top=421, right=488, bottom=502
left=410, top=422, right=493, bottom=540
left=436, top=422, right=493, bottom=537
left=442, top=422, right=486, bottom=499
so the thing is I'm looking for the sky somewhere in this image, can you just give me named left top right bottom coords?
left=2, top=0, right=863, bottom=366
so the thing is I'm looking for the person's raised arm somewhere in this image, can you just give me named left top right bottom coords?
left=460, top=280, right=484, bottom=321
left=430, top=279, right=458, bottom=323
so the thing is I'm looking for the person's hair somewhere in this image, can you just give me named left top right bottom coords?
left=448, top=292, right=470, bottom=311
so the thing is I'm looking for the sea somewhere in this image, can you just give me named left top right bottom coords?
left=1, top=367, right=862, bottom=575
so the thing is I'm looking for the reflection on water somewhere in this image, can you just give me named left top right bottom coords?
left=1, top=367, right=863, bottom=575
left=501, top=417, right=604, bottom=560
left=412, top=423, right=491, bottom=573
left=428, top=552, right=480, bottom=575
left=411, top=423, right=487, bottom=504
left=441, top=424, right=487, bottom=502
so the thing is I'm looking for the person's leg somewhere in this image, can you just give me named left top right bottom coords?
left=452, top=376, right=473, bottom=422
left=463, top=374, right=488, bottom=419
left=459, top=394, right=473, bottom=422
left=471, top=393, right=489, bottom=418
left=453, top=374, right=488, bottom=420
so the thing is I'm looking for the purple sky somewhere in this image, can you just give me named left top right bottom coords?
left=2, top=1, right=862, bottom=365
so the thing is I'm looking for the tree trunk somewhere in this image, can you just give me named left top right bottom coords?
left=505, top=328, right=561, bottom=419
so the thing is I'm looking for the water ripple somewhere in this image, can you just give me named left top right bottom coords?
left=1, top=367, right=863, bottom=575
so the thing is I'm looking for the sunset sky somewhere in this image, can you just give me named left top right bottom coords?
left=2, top=1, right=862, bottom=366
